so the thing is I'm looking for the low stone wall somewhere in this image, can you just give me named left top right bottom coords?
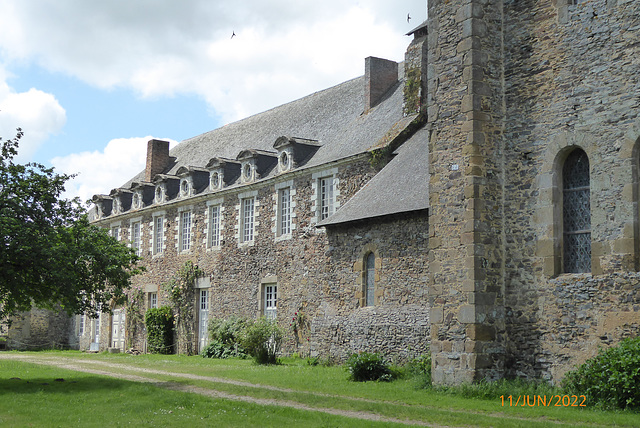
left=508, top=272, right=640, bottom=382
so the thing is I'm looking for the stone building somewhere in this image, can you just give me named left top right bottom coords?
left=78, top=0, right=640, bottom=385
left=86, top=41, right=431, bottom=361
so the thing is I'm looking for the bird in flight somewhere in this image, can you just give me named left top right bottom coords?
left=407, top=13, right=411, bottom=23
left=231, top=31, right=236, bottom=39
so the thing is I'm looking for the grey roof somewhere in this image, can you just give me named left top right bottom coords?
left=317, top=128, right=429, bottom=227
left=121, top=69, right=415, bottom=190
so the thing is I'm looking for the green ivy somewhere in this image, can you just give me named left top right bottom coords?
left=161, top=261, right=203, bottom=355
left=144, top=306, right=174, bottom=354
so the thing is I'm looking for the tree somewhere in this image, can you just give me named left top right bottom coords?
left=0, top=129, right=142, bottom=319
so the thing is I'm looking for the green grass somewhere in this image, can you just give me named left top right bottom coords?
left=2, top=351, right=640, bottom=427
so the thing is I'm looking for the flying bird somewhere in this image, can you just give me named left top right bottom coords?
left=407, top=13, right=411, bottom=23
left=231, top=31, right=236, bottom=39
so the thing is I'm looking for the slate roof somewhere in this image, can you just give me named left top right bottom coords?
left=121, top=70, right=416, bottom=190
left=317, top=128, right=429, bottom=227
left=99, top=61, right=430, bottom=225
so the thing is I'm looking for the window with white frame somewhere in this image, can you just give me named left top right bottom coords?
left=78, top=314, right=85, bottom=336
left=278, top=187, right=291, bottom=236
left=264, top=284, right=277, bottom=320
left=153, top=215, right=164, bottom=255
left=132, top=221, right=141, bottom=256
left=208, top=205, right=221, bottom=248
left=111, top=226, right=120, bottom=241
left=319, top=176, right=334, bottom=220
left=180, top=210, right=192, bottom=251
left=148, top=292, right=157, bottom=309
left=241, top=197, right=255, bottom=243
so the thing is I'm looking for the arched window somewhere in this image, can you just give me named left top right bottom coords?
left=365, top=252, right=375, bottom=306
left=563, top=148, right=591, bottom=273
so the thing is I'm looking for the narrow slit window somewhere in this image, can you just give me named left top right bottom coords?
left=365, top=253, right=375, bottom=306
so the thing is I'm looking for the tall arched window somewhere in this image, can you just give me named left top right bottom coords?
left=365, top=252, right=375, bottom=306
left=563, top=148, right=591, bottom=273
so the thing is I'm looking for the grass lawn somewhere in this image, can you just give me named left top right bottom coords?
left=1, top=351, right=639, bottom=427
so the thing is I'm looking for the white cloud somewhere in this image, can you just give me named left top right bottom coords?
left=0, top=69, right=66, bottom=162
left=51, top=136, right=178, bottom=203
left=0, top=0, right=426, bottom=123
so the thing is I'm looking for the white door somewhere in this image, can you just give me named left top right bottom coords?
left=111, top=309, right=126, bottom=350
left=198, top=290, right=209, bottom=352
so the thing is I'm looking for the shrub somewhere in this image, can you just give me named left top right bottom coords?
left=407, top=354, right=432, bottom=389
left=240, top=317, right=283, bottom=365
left=201, top=317, right=248, bottom=359
left=145, top=306, right=174, bottom=354
left=345, top=352, right=395, bottom=382
left=563, top=337, right=640, bottom=410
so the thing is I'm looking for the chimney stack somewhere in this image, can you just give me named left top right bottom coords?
left=365, top=57, right=398, bottom=111
left=145, top=139, right=170, bottom=182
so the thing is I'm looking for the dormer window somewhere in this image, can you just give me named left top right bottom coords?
left=180, top=179, right=191, bottom=197
left=242, top=162, right=254, bottom=183
left=210, top=171, right=222, bottom=190
left=155, top=185, right=165, bottom=204
left=278, top=151, right=291, bottom=173
left=112, top=198, right=121, bottom=214
left=132, top=192, right=143, bottom=210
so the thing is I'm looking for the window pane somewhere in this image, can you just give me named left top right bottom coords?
left=155, top=217, right=164, bottom=254
left=563, top=149, right=590, bottom=273
left=181, top=211, right=191, bottom=251
left=209, top=206, right=220, bottom=247
left=366, top=253, right=375, bottom=306
left=242, top=198, right=254, bottom=242
left=320, top=177, right=333, bottom=220
left=279, top=188, right=291, bottom=235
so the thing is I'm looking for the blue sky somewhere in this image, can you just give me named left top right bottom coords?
left=0, top=0, right=426, bottom=203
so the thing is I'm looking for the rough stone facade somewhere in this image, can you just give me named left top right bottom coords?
left=427, top=0, right=640, bottom=384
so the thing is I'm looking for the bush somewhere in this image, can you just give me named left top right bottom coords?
left=563, top=337, right=640, bottom=410
left=240, top=317, right=283, bottom=365
left=145, top=306, right=174, bottom=354
left=345, top=352, right=395, bottom=382
left=201, top=317, right=248, bottom=359
left=407, top=354, right=432, bottom=389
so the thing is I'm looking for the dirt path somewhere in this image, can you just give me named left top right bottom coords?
left=0, top=354, right=443, bottom=427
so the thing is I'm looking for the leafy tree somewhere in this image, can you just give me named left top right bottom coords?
left=0, top=129, right=142, bottom=319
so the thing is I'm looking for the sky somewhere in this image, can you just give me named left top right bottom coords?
left=0, top=0, right=427, bottom=204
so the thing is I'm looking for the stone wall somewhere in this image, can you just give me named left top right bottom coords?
left=2, top=308, right=75, bottom=350
left=93, top=156, right=431, bottom=359
left=501, top=0, right=640, bottom=381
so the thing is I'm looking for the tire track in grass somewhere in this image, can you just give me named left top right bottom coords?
left=0, top=354, right=442, bottom=427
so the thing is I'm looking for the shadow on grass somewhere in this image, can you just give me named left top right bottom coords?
left=0, top=375, right=136, bottom=396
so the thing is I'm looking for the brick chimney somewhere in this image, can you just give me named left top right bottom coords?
left=145, top=139, right=170, bottom=182
left=364, top=57, right=398, bottom=111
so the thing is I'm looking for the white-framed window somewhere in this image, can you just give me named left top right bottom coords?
left=179, top=210, right=192, bottom=252
left=311, top=169, right=339, bottom=224
left=264, top=284, right=277, bottom=320
left=148, top=292, right=157, bottom=309
left=111, top=226, right=120, bottom=241
left=78, top=314, right=85, bottom=336
left=319, top=176, right=334, bottom=221
left=132, top=221, right=141, bottom=256
left=208, top=205, right=221, bottom=248
left=153, top=215, right=164, bottom=255
left=278, top=187, right=291, bottom=236
left=241, top=197, right=255, bottom=243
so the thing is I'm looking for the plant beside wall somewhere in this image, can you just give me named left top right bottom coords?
left=345, top=352, right=395, bottom=382
left=144, top=306, right=173, bottom=354
left=241, top=317, right=284, bottom=365
left=201, top=316, right=248, bottom=359
left=124, top=285, right=145, bottom=349
left=563, top=336, right=640, bottom=410
left=162, top=261, right=203, bottom=356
